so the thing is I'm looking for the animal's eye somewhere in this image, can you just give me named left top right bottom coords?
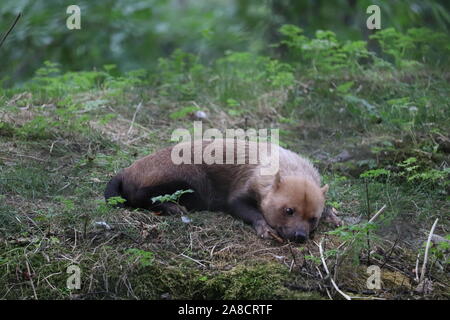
left=284, top=207, right=295, bottom=216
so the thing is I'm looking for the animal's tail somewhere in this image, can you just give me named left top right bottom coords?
left=104, top=173, right=126, bottom=207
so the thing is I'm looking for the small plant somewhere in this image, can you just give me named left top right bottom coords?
left=106, top=196, right=127, bottom=206
left=16, top=116, right=55, bottom=139
left=59, top=197, right=75, bottom=213
left=215, top=51, right=294, bottom=102
left=397, top=157, right=449, bottom=187
left=360, top=168, right=391, bottom=179
left=370, top=27, right=450, bottom=68
left=359, top=158, right=449, bottom=190
left=28, top=61, right=106, bottom=100
left=151, top=189, right=194, bottom=205
left=429, top=235, right=450, bottom=266
left=304, top=255, right=321, bottom=265
left=126, top=248, right=155, bottom=267
left=328, top=223, right=378, bottom=242
left=278, top=25, right=369, bottom=74
left=169, top=105, right=200, bottom=120
left=225, top=98, right=245, bottom=116
left=104, top=69, right=147, bottom=100
left=327, top=222, right=379, bottom=265
left=157, top=49, right=206, bottom=99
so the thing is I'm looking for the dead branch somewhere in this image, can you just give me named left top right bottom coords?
left=317, top=239, right=352, bottom=300
left=127, top=101, right=143, bottom=136
left=419, top=218, right=439, bottom=284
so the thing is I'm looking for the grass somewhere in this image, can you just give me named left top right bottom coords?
left=0, top=27, right=449, bottom=299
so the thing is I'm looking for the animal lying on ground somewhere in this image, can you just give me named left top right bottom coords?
left=105, top=139, right=335, bottom=243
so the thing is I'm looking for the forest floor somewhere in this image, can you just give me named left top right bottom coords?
left=0, top=59, right=449, bottom=299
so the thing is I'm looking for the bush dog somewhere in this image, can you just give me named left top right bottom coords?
left=105, top=139, right=329, bottom=243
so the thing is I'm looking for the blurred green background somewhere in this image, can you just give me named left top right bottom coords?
left=1, top=0, right=449, bottom=86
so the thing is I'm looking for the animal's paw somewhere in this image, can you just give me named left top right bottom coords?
left=161, top=203, right=187, bottom=215
left=254, top=220, right=280, bottom=240
left=321, top=206, right=343, bottom=227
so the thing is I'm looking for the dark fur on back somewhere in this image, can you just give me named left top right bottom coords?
left=104, top=171, right=209, bottom=211
left=105, top=141, right=257, bottom=212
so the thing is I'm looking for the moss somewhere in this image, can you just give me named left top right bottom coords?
left=195, top=263, right=322, bottom=300
left=125, top=264, right=200, bottom=299
left=0, top=244, right=73, bottom=299
left=0, top=121, right=16, bottom=137
left=93, top=260, right=325, bottom=300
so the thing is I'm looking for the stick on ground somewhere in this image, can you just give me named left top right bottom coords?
left=269, top=231, right=284, bottom=243
left=419, top=218, right=439, bottom=284
left=317, top=239, right=352, bottom=300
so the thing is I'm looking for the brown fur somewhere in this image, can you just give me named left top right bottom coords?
left=105, top=139, right=328, bottom=242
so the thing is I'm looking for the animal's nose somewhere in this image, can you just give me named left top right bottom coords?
left=294, top=230, right=307, bottom=243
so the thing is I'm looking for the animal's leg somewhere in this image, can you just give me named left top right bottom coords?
left=228, top=196, right=278, bottom=239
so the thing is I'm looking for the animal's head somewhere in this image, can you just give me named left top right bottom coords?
left=260, top=174, right=328, bottom=243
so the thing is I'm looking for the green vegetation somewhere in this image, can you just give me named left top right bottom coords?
left=0, top=1, right=449, bottom=300
left=2, top=0, right=450, bottom=85
left=152, top=189, right=194, bottom=205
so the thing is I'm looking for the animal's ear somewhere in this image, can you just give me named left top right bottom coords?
left=321, top=184, right=329, bottom=195
left=273, top=171, right=281, bottom=190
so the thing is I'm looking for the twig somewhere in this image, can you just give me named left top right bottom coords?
left=308, top=248, right=333, bottom=300
left=414, top=252, right=420, bottom=282
left=269, top=231, right=284, bottom=243
left=350, top=296, right=386, bottom=300
left=368, top=204, right=387, bottom=223
left=364, top=179, right=371, bottom=265
left=180, top=253, right=207, bottom=268
left=126, top=133, right=149, bottom=145
left=41, top=272, right=62, bottom=290
left=316, top=265, right=333, bottom=300
left=25, top=258, right=38, bottom=300
left=317, top=239, right=352, bottom=300
left=288, top=260, right=294, bottom=272
left=118, top=231, right=141, bottom=245
left=92, top=233, right=121, bottom=252
left=23, top=215, right=44, bottom=236
left=107, top=106, right=152, bottom=133
left=419, top=218, right=439, bottom=284
left=0, top=13, right=22, bottom=49
left=3, top=152, right=45, bottom=162
left=56, top=182, right=71, bottom=193
left=287, top=243, right=298, bottom=269
left=127, top=102, right=143, bottom=136
left=247, top=244, right=289, bottom=255
left=83, top=214, right=89, bottom=240
left=379, top=234, right=400, bottom=269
